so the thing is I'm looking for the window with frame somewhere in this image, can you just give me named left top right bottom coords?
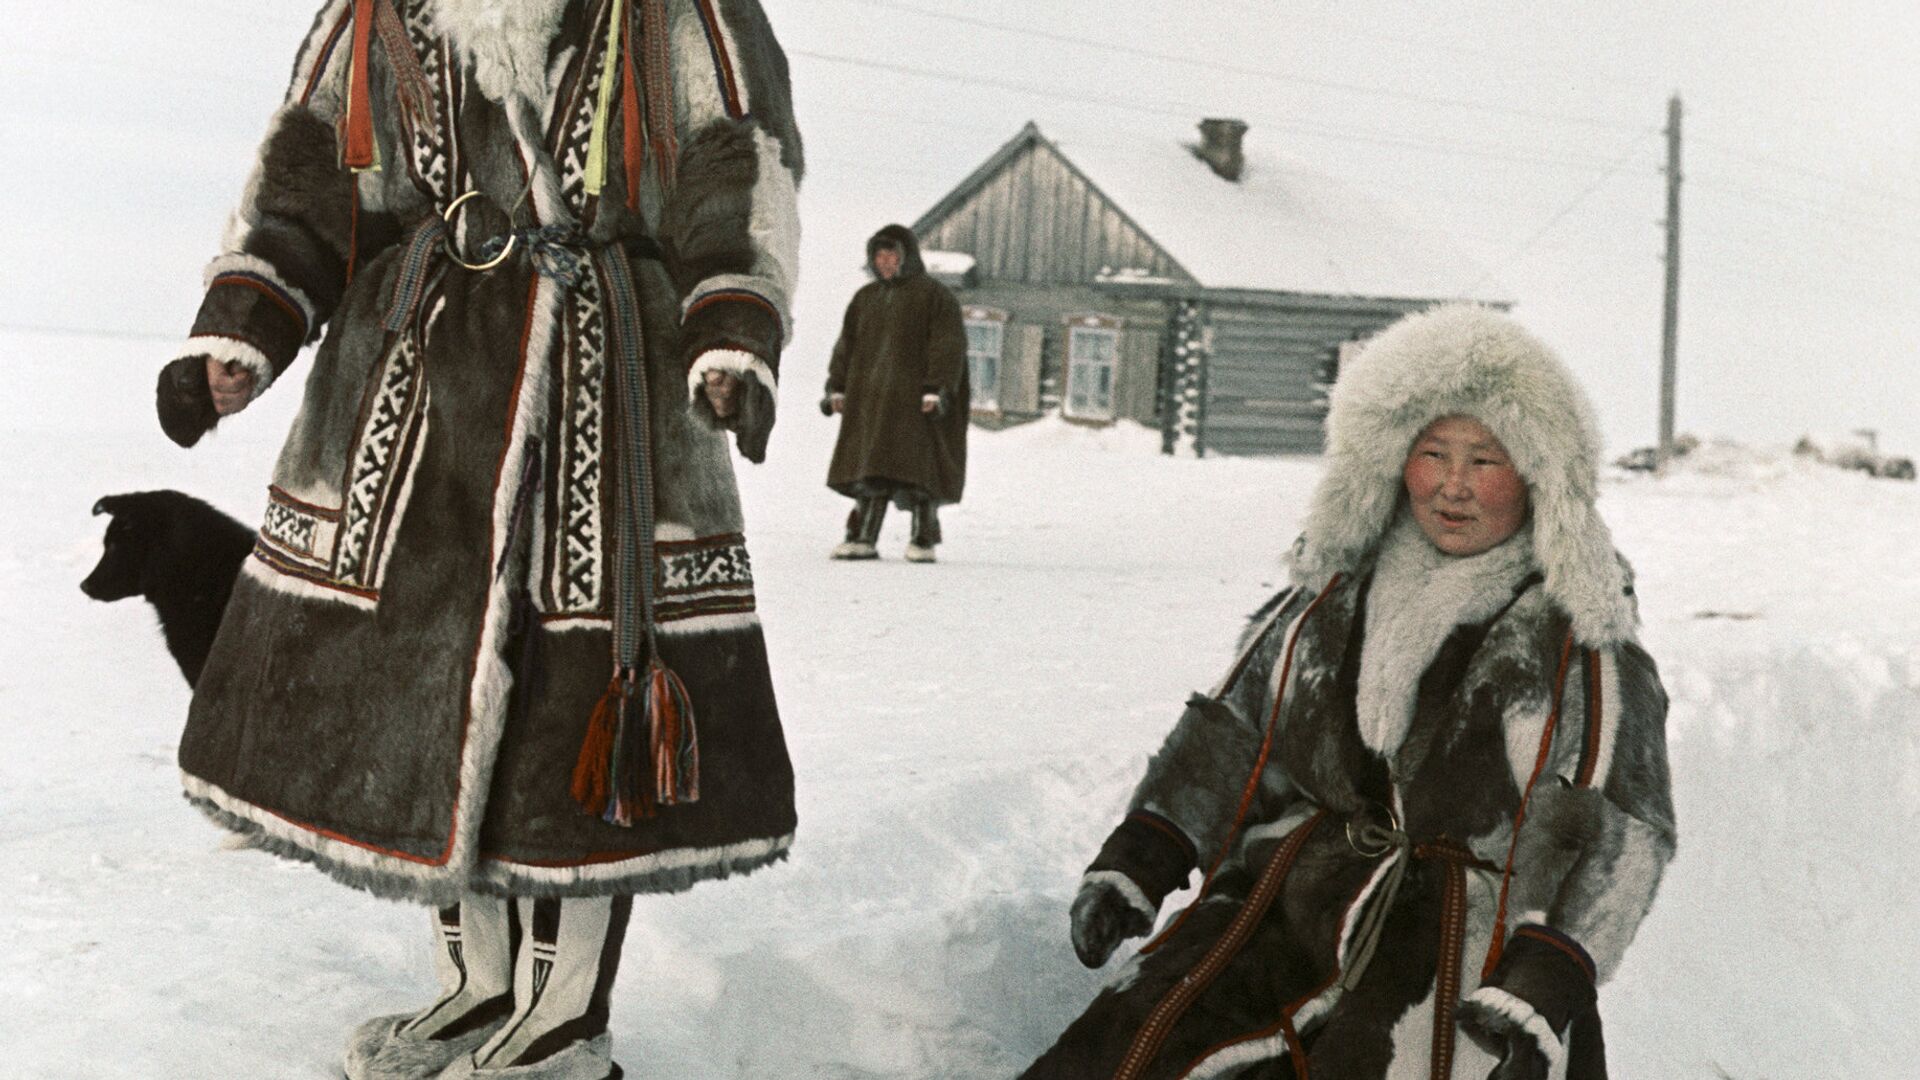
left=964, top=307, right=1007, bottom=412
left=1064, top=317, right=1120, bottom=421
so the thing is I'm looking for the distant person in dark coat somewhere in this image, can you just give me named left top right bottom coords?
left=821, top=224, right=969, bottom=562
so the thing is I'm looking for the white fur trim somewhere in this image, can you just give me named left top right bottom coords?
left=654, top=520, right=698, bottom=542
left=746, top=127, right=801, bottom=329
left=1503, top=694, right=1555, bottom=796
left=503, top=94, right=571, bottom=225
left=1235, top=803, right=1317, bottom=849
left=1181, top=985, right=1343, bottom=1079
left=671, top=0, right=731, bottom=126
left=451, top=276, right=562, bottom=889
left=202, top=253, right=320, bottom=336
left=179, top=335, right=276, bottom=401
left=1291, top=305, right=1635, bottom=646
left=654, top=609, right=762, bottom=636
left=682, top=273, right=793, bottom=345
left=1334, top=850, right=1407, bottom=974
left=288, top=1, right=357, bottom=100
left=479, top=833, right=792, bottom=892
left=687, top=348, right=778, bottom=401
left=184, top=771, right=440, bottom=886
left=1464, top=986, right=1568, bottom=1076
left=432, top=0, right=571, bottom=104
left=538, top=615, right=613, bottom=633
left=1183, top=1032, right=1286, bottom=1080
left=1081, top=870, right=1156, bottom=923
left=241, top=552, right=377, bottom=611
left=1357, top=514, right=1535, bottom=756
left=700, top=0, right=749, bottom=112
left=1584, top=647, right=1623, bottom=788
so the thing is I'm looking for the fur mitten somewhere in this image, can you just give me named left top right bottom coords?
left=1458, top=924, right=1605, bottom=1080
left=1069, top=875, right=1154, bottom=968
left=156, top=355, right=219, bottom=448
left=1070, top=809, right=1198, bottom=967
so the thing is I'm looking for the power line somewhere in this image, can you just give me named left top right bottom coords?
left=1462, top=130, right=1662, bottom=294
left=799, top=0, right=1643, bottom=134
left=792, top=49, right=1656, bottom=174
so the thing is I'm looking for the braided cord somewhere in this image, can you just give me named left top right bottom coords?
left=596, top=248, right=659, bottom=670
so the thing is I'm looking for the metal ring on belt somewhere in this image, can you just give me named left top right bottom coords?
left=442, top=191, right=516, bottom=272
left=1346, top=802, right=1403, bottom=859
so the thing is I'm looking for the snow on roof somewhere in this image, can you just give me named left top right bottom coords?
left=921, top=249, right=977, bottom=275
left=1047, top=126, right=1508, bottom=303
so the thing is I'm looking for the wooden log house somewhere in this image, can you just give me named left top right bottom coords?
left=912, top=119, right=1509, bottom=454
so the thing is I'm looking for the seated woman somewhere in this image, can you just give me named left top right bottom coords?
left=1023, top=306, right=1675, bottom=1080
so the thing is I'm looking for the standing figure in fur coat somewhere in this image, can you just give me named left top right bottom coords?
left=1023, top=305, right=1675, bottom=1080
left=151, top=1, right=801, bottom=1076
left=821, top=223, right=969, bottom=562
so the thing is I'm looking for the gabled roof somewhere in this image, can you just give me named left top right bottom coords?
left=916, top=122, right=1507, bottom=304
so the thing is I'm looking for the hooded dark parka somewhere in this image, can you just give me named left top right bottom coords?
left=823, top=224, right=970, bottom=505
left=167, top=0, right=803, bottom=906
left=1024, top=306, right=1676, bottom=1080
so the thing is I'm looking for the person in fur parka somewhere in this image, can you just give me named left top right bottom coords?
left=821, top=223, right=970, bottom=561
left=149, top=1, right=801, bottom=1077
left=1022, top=305, right=1676, bottom=1080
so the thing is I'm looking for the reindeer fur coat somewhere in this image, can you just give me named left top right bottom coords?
left=1030, top=306, right=1676, bottom=1080
left=168, top=0, right=802, bottom=906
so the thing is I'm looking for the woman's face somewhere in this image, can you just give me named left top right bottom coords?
left=1402, top=415, right=1530, bottom=557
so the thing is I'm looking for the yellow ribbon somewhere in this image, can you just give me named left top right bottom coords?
left=584, top=0, right=627, bottom=196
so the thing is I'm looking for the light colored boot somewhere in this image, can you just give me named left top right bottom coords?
left=903, top=543, right=936, bottom=563
left=435, top=897, right=629, bottom=1079
left=830, top=540, right=879, bottom=560
left=346, top=897, right=513, bottom=1080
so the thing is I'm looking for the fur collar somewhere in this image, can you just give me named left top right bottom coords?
left=1290, top=304, right=1636, bottom=646
left=1356, top=512, right=1535, bottom=757
left=433, top=0, right=573, bottom=103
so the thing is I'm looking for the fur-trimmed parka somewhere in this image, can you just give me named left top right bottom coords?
left=168, top=0, right=802, bottom=905
left=822, top=224, right=970, bottom=505
left=1026, top=306, right=1675, bottom=1080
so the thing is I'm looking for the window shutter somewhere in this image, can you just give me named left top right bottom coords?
left=1116, top=324, right=1163, bottom=424
left=1003, top=323, right=1045, bottom=414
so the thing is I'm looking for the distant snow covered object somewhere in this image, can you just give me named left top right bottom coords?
left=4, top=336, right=1916, bottom=1079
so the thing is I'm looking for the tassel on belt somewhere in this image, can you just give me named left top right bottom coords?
left=383, top=198, right=699, bottom=829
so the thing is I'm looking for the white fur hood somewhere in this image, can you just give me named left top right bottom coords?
left=432, top=0, right=573, bottom=103
left=1290, top=304, right=1637, bottom=645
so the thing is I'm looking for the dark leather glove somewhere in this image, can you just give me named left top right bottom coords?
left=1069, top=876, right=1153, bottom=969
left=157, top=355, right=219, bottom=448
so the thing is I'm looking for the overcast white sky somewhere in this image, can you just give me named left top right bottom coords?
left=5, top=1, right=1916, bottom=454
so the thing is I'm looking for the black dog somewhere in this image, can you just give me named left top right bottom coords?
left=82, top=491, right=253, bottom=687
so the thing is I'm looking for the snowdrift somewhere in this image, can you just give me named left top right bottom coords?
left=4, top=331, right=1915, bottom=1078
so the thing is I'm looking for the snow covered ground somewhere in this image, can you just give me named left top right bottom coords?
left=3, top=328, right=1916, bottom=1078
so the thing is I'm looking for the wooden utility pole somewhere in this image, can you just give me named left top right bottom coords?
left=1657, top=94, right=1683, bottom=470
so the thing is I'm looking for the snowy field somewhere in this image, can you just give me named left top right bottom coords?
left=3, top=327, right=1917, bottom=1079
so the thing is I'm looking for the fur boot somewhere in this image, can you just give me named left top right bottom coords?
left=831, top=496, right=886, bottom=559
left=904, top=499, right=940, bottom=562
left=435, top=897, right=631, bottom=1079
left=347, top=897, right=514, bottom=1080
